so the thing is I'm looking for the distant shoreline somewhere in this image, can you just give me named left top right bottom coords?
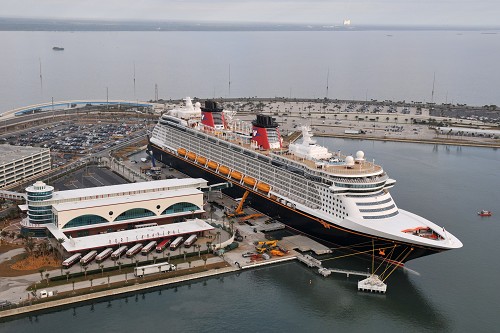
left=0, top=18, right=499, bottom=32
left=316, top=133, right=500, bottom=149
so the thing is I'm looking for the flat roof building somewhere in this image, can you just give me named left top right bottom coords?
left=20, top=178, right=210, bottom=245
left=0, top=145, right=51, bottom=188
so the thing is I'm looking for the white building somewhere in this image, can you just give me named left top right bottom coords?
left=0, top=145, right=51, bottom=188
left=20, top=178, right=212, bottom=245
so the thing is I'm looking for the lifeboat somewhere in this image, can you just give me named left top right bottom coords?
left=186, top=152, right=196, bottom=161
left=243, top=176, right=256, bottom=187
left=207, top=161, right=218, bottom=170
left=478, top=210, right=492, bottom=217
left=230, top=170, right=243, bottom=181
left=257, top=182, right=270, bottom=193
left=218, top=165, right=230, bottom=175
left=196, top=156, right=207, bottom=165
left=177, top=148, right=187, bottom=157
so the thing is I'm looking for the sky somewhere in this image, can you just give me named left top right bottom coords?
left=2, top=0, right=500, bottom=27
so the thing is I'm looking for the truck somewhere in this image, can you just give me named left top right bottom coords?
left=134, top=262, right=176, bottom=277
left=344, top=129, right=365, bottom=135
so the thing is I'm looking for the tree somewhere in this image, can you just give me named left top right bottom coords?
left=167, top=251, right=171, bottom=263
left=83, top=266, right=88, bottom=279
left=66, top=271, right=70, bottom=282
left=197, top=244, right=202, bottom=257
left=45, top=272, right=50, bottom=286
left=183, top=250, right=187, bottom=262
left=117, top=261, right=122, bottom=271
left=100, top=264, right=104, bottom=276
left=153, top=255, right=158, bottom=264
left=90, top=278, right=93, bottom=291
left=39, top=269, right=44, bottom=281
left=203, top=256, right=207, bottom=268
left=141, top=269, right=145, bottom=280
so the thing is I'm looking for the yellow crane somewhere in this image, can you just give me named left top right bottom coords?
left=225, top=190, right=250, bottom=218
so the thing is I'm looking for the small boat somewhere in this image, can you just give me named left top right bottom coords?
left=478, top=210, right=492, bottom=217
left=52, top=47, right=64, bottom=51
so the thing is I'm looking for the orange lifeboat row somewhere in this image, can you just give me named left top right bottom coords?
left=257, top=182, right=270, bottom=193
left=218, top=165, right=230, bottom=175
left=207, top=161, right=218, bottom=170
left=196, top=156, right=207, bottom=165
left=243, top=176, right=256, bottom=187
left=177, top=148, right=187, bottom=157
left=186, top=152, right=196, bottom=161
left=230, top=171, right=243, bottom=181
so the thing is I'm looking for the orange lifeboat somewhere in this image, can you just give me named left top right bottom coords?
left=196, top=156, right=207, bottom=165
left=218, top=165, right=230, bottom=175
left=186, top=152, right=196, bottom=161
left=207, top=161, right=218, bottom=170
left=230, top=170, right=243, bottom=181
left=177, top=148, right=187, bottom=156
left=243, top=176, right=256, bottom=187
left=257, top=182, right=270, bottom=193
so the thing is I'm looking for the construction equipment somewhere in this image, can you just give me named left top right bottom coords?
left=255, top=240, right=278, bottom=254
left=225, top=190, right=250, bottom=218
left=239, top=213, right=263, bottom=222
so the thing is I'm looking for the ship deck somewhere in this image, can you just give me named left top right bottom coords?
left=203, top=127, right=383, bottom=177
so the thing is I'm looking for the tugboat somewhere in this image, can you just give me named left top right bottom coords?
left=478, top=210, right=492, bottom=217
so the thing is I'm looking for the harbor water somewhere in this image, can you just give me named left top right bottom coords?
left=0, top=30, right=499, bottom=113
left=1, top=139, right=499, bottom=332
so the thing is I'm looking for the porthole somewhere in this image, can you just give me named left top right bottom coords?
left=156, top=205, right=161, bottom=209
left=109, top=211, right=113, bottom=216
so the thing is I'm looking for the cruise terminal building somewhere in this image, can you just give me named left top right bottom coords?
left=20, top=178, right=215, bottom=253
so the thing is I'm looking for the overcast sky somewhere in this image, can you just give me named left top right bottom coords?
left=3, top=0, right=499, bottom=27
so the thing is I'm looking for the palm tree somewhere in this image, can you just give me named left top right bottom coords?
left=45, top=272, right=50, bottom=286
left=153, top=255, right=158, bottom=264
left=100, top=264, right=104, bottom=276
left=117, top=261, right=122, bottom=271
left=39, top=269, right=44, bottom=281
left=83, top=266, right=88, bottom=279
left=141, top=268, right=145, bottom=280
left=90, top=278, right=93, bottom=290
left=72, top=281, right=75, bottom=294
left=167, top=251, right=171, bottom=263
left=203, top=256, right=207, bottom=268
left=183, top=251, right=187, bottom=262
left=216, top=231, right=221, bottom=249
left=66, top=271, right=70, bottom=281
left=197, top=244, right=202, bottom=257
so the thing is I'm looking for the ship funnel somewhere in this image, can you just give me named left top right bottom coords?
left=201, top=100, right=225, bottom=130
left=251, top=114, right=282, bottom=150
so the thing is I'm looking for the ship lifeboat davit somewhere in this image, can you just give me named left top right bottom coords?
left=207, top=161, right=218, bottom=170
left=257, top=182, right=270, bottom=193
left=243, top=176, right=256, bottom=187
left=230, top=170, right=243, bottom=181
left=218, top=165, right=230, bottom=176
left=186, top=152, right=196, bottom=161
left=177, top=148, right=187, bottom=157
left=196, top=156, right=207, bottom=165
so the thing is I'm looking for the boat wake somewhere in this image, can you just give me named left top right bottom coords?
left=403, top=266, right=421, bottom=276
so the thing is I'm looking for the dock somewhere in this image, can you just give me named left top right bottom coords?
left=295, top=253, right=386, bottom=292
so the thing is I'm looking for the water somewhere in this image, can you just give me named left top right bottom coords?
left=1, top=30, right=500, bottom=114
left=1, top=140, right=499, bottom=332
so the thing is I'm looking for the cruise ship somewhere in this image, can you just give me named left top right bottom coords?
left=149, top=98, right=462, bottom=264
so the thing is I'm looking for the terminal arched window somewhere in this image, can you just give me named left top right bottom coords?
left=114, top=208, right=155, bottom=222
left=63, top=214, right=108, bottom=229
left=161, top=202, right=200, bottom=215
